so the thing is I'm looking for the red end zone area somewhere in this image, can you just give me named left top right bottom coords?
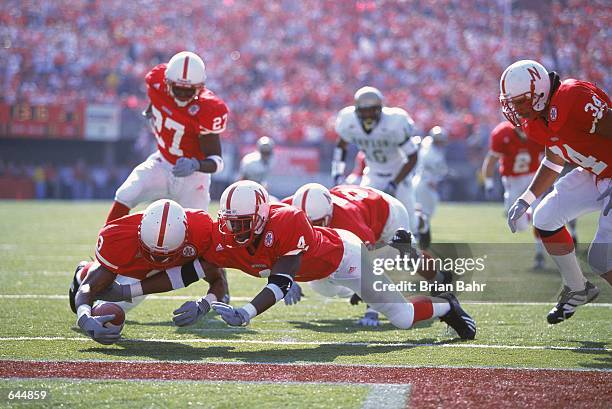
left=1, top=360, right=610, bottom=409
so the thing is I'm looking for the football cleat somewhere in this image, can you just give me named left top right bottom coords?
left=437, top=292, right=476, bottom=340
left=547, top=281, right=599, bottom=324
left=69, top=260, right=90, bottom=314
left=430, top=270, right=453, bottom=297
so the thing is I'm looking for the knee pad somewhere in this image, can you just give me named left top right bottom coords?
left=587, top=242, right=612, bottom=274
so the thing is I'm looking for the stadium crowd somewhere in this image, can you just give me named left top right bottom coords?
left=2, top=0, right=609, bottom=145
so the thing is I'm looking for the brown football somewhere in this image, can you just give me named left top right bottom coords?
left=91, top=303, right=125, bottom=327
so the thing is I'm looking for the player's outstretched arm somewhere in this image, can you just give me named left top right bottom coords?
left=74, top=264, right=122, bottom=344
left=481, top=151, right=499, bottom=198
left=211, top=254, right=302, bottom=326
left=507, top=147, right=565, bottom=233
left=171, top=261, right=228, bottom=327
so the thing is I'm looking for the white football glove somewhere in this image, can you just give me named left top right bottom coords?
left=172, top=157, right=200, bottom=177
left=211, top=302, right=251, bottom=326
left=507, top=199, right=530, bottom=233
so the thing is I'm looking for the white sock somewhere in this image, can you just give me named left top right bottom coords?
left=550, top=251, right=586, bottom=291
left=432, top=302, right=451, bottom=318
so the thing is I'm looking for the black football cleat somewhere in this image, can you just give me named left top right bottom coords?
left=437, top=292, right=476, bottom=340
left=69, top=260, right=89, bottom=314
left=430, top=270, right=453, bottom=297
left=547, top=281, right=599, bottom=324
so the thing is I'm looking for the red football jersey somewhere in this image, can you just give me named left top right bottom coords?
left=202, top=204, right=344, bottom=282
left=145, top=64, right=229, bottom=164
left=489, top=121, right=543, bottom=176
left=522, top=80, right=611, bottom=178
left=95, top=210, right=214, bottom=280
left=328, top=185, right=390, bottom=244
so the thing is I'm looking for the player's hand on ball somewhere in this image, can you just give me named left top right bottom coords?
left=211, top=302, right=251, bottom=326
left=172, top=297, right=211, bottom=327
left=356, top=311, right=380, bottom=327
left=77, top=314, right=121, bottom=345
left=284, top=282, right=303, bottom=306
left=597, top=184, right=612, bottom=216
left=172, top=157, right=200, bottom=177
left=507, top=199, right=530, bottom=233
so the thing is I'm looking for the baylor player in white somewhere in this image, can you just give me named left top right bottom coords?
left=332, top=86, right=419, bottom=233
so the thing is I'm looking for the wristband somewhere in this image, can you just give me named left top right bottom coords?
left=242, top=302, right=258, bottom=319
left=541, top=158, right=564, bottom=173
left=518, top=190, right=537, bottom=205
left=484, top=178, right=494, bottom=189
left=76, top=304, right=91, bottom=323
left=204, top=293, right=217, bottom=305
left=130, top=281, right=143, bottom=298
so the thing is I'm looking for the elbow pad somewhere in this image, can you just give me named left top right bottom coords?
left=166, top=259, right=206, bottom=290
left=266, top=273, right=294, bottom=302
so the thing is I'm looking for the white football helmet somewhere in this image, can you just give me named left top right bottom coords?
left=138, top=199, right=188, bottom=267
left=354, top=86, right=384, bottom=131
left=165, top=51, right=206, bottom=107
left=428, top=126, right=448, bottom=145
left=218, top=181, right=270, bottom=247
left=256, top=136, right=275, bottom=156
left=499, top=59, right=550, bottom=126
left=292, top=183, right=333, bottom=227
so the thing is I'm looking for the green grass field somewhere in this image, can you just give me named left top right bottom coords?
left=0, top=201, right=610, bottom=408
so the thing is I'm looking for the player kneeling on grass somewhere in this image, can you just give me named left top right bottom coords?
left=286, top=183, right=453, bottom=327
left=70, top=199, right=227, bottom=345
left=181, top=181, right=475, bottom=340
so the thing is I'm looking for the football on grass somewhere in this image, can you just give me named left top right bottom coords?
left=91, top=303, right=125, bottom=328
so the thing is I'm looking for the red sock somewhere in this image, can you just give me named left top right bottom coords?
left=409, top=295, right=434, bottom=323
left=537, top=227, right=574, bottom=256
left=106, top=201, right=130, bottom=224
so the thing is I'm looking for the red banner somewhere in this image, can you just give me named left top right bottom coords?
left=0, top=103, right=85, bottom=139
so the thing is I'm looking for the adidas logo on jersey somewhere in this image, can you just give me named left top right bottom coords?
left=216, top=243, right=224, bottom=252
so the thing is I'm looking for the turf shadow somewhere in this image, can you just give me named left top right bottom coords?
left=287, top=318, right=434, bottom=333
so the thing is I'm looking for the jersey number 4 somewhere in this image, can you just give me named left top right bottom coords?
left=549, top=144, right=608, bottom=175
left=151, top=105, right=185, bottom=156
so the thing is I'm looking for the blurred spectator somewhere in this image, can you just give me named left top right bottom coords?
left=0, top=0, right=608, bottom=143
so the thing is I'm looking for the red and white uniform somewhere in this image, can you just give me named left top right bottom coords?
left=95, top=210, right=214, bottom=280
left=114, top=64, right=229, bottom=210
left=523, top=80, right=611, bottom=273
left=490, top=121, right=544, bottom=230
left=203, top=204, right=345, bottom=282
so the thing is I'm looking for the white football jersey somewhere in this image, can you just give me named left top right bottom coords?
left=414, top=137, right=448, bottom=185
left=239, top=151, right=272, bottom=184
left=335, top=106, right=417, bottom=174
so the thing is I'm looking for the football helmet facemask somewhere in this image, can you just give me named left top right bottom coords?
left=165, top=51, right=206, bottom=107
left=354, top=86, right=383, bottom=132
left=292, top=183, right=333, bottom=227
left=138, top=199, right=188, bottom=267
left=218, top=181, right=270, bottom=247
left=499, top=60, right=550, bottom=126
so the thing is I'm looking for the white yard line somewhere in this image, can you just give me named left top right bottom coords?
left=0, top=336, right=609, bottom=352
left=0, top=294, right=610, bottom=307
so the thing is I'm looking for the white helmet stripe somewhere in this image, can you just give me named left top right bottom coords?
left=156, top=201, right=171, bottom=247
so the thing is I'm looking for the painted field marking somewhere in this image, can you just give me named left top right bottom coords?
left=0, top=336, right=609, bottom=352
left=1, top=360, right=611, bottom=408
left=0, top=294, right=610, bottom=307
